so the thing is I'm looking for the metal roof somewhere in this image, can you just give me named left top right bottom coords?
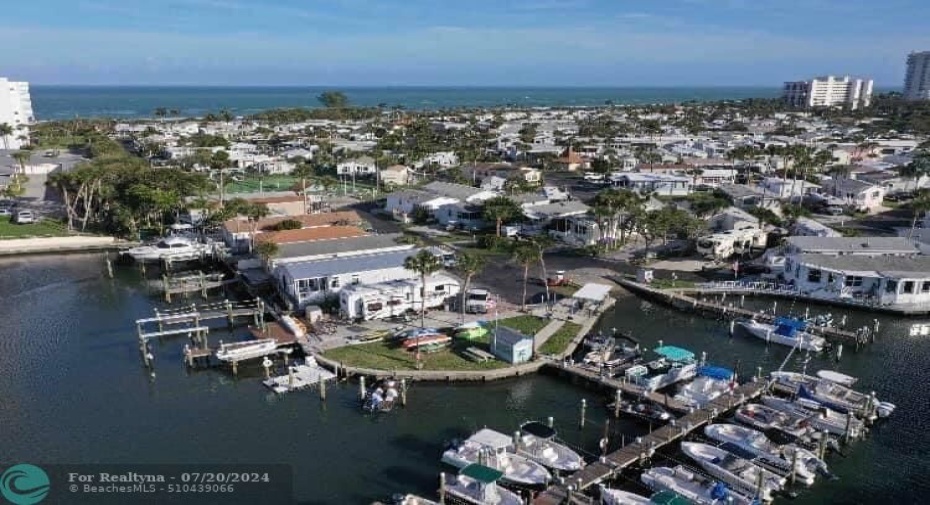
left=797, top=253, right=930, bottom=277
left=277, top=233, right=410, bottom=259
left=278, top=249, right=417, bottom=280
left=573, top=283, right=612, bottom=302
left=786, top=236, right=918, bottom=254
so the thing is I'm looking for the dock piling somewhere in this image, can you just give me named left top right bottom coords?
left=547, top=416, right=554, bottom=429
left=359, top=376, right=366, bottom=400
left=835, top=344, right=843, bottom=362
left=601, top=418, right=610, bottom=455
left=439, top=473, right=446, bottom=505
left=262, top=357, right=272, bottom=380
left=105, top=253, right=113, bottom=278
left=613, top=390, right=621, bottom=418
left=231, top=360, right=238, bottom=376
left=400, top=379, right=407, bottom=406
left=319, top=372, right=327, bottom=400
left=818, top=431, right=828, bottom=460
left=790, top=450, right=799, bottom=485
left=579, top=399, right=587, bottom=428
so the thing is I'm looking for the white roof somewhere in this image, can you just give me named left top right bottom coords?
left=572, top=283, right=612, bottom=302
left=469, top=429, right=513, bottom=450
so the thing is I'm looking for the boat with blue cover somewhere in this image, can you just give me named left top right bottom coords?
left=673, top=365, right=736, bottom=408
left=736, top=317, right=826, bottom=352
left=641, top=466, right=753, bottom=505
left=624, top=346, right=698, bottom=392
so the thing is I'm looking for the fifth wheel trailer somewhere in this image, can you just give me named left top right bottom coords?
left=339, top=274, right=461, bottom=321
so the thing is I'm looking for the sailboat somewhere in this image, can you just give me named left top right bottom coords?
left=681, top=442, right=785, bottom=502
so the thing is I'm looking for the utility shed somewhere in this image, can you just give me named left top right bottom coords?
left=491, top=326, right=534, bottom=364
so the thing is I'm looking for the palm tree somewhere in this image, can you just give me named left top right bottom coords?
left=900, top=153, right=930, bottom=192
left=246, top=203, right=270, bottom=253
left=254, top=240, right=279, bottom=264
left=11, top=150, right=31, bottom=176
left=0, top=123, right=13, bottom=151
left=209, top=150, right=232, bottom=206
left=454, top=252, right=486, bottom=323
left=403, top=250, right=442, bottom=364
left=512, top=244, right=540, bottom=312
left=482, top=196, right=522, bottom=237
left=908, top=189, right=930, bottom=240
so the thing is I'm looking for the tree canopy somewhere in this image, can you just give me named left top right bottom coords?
left=317, top=91, right=350, bottom=109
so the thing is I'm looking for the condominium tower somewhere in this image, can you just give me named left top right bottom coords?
left=782, top=75, right=873, bottom=110
left=904, top=51, right=930, bottom=101
left=0, top=77, right=34, bottom=150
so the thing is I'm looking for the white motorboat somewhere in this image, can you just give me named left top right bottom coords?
left=625, top=346, right=698, bottom=392
left=599, top=486, right=651, bottom=505
left=394, top=495, right=439, bottom=505
left=123, top=235, right=212, bottom=263
left=736, top=318, right=826, bottom=352
left=760, top=395, right=864, bottom=438
left=681, top=442, right=784, bottom=502
left=735, top=403, right=810, bottom=439
left=443, top=465, right=522, bottom=505
left=816, top=370, right=857, bottom=387
left=771, top=371, right=894, bottom=419
left=641, top=466, right=752, bottom=505
left=441, top=429, right=551, bottom=486
left=704, top=424, right=822, bottom=486
left=673, top=366, right=734, bottom=408
left=517, top=422, right=584, bottom=472
left=215, top=338, right=277, bottom=362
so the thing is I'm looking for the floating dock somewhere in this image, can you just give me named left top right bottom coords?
left=263, top=361, right=336, bottom=394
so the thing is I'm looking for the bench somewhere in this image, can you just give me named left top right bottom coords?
left=463, top=346, right=496, bottom=363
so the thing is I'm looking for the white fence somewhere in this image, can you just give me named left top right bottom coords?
left=696, top=281, right=800, bottom=295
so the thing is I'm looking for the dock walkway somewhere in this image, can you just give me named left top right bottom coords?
left=535, top=379, right=768, bottom=504
left=547, top=361, right=692, bottom=413
left=612, top=277, right=871, bottom=347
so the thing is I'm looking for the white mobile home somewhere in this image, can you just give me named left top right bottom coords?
left=339, top=274, right=461, bottom=321
left=696, top=227, right=767, bottom=260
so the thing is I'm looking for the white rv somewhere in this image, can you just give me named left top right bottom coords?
left=696, top=227, right=767, bottom=261
left=339, top=274, right=461, bottom=321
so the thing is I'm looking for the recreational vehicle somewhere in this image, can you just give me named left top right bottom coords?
left=696, top=227, right=767, bottom=261
left=339, top=274, right=461, bottom=321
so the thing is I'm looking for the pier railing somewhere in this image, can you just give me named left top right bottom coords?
left=695, top=280, right=800, bottom=294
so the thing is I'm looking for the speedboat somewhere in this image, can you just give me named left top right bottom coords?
left=606, top=398, right=672, bottom=424
left=517, top=421, right=584, bottom=472
left=816, top=369, right=857, bottom=387
left=363, top=379, right=400, bottom=412
left=441, top=429, right=551, bottom=486
left=771, top=371, right=894, bottom=419
left=735, top=403, right=810, bottom=439
left=584, top=336, right=642, bottom=370
left=215, top=338, right=277, bottom=362
left=599, top=486, right=651, bottom=505
left=673, top=366, right=735, bottom=408
left=443, top=464, right=522, bottom=505
left=760, top=395, right=864, bottom=438
left=624, top=346, right=699, bottom=392
left=736, top=318, right=826, bottom=352
left=704, top=424, right=823, bottom=486
left=681, top=442, right=785, bottom=502
left=641, top=466, right=752, bottom=505
left=123, top=235, right=211, bottom=263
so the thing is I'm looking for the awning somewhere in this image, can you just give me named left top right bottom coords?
left=572, top=283, right=612, bottom=303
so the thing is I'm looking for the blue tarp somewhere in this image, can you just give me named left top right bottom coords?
left=653, top=346, right=695, bottom=362
left=774, top=317, right=807, bottom=337
left=698, top=365, right=734, bottom=381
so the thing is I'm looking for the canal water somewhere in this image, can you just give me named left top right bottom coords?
left=0, top=254, right=927, bottom=504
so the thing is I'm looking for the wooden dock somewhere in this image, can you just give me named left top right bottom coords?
left=135, top=299, right=266, bottom=339
left=547, top=361, right=693, bottom=413
left=612, top=277, right=872, bottom=347
left=534, top=379, right=768, bottom=504
left=263, top=361, right=336, bottom=394
left=160, top=271, right=237, bottom=302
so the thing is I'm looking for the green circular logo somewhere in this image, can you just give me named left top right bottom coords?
left=0, top=464, right=49, bottom=505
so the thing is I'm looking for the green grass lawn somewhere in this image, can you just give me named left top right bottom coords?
left=322, top=337, right=509, bottom=371
left=538, top=322, right=583, bottom=355
left=497, top=315, right=547, bottom=336
left=650, top=278, right=697, bottom=290
left=0, top=219, right=71, bottom=239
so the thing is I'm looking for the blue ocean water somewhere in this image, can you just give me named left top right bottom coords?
left=30, top=86, right=780, bottom=120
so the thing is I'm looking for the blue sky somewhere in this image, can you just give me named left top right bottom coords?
left=3, top=0, right=928, bottom=86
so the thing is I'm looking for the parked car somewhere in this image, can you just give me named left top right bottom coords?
left=12, top=210, right=36, bottom=224
left=0, top=207, right=13, bottom=217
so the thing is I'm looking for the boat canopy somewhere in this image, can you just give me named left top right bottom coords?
left=469, top=429, right=513, bottom=450
left=774, top=317, right=807, bottom=337
left=460, top=464, right=504, bottom=484
left=698, top=365, right=734, bottom=381
left=653, top=346, right=695, bottom=362
left=650, top=490, right=693, bottom=505
left=520, top=421, right=556, bottom=440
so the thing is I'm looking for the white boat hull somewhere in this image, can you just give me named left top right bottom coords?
left=518, top=435, right=584, bottom=473
left=599, top=487, right=651, bottom=505
left=681, top=442, right=784, bottom=502
left=760, top=395, right=863, bottom=438
left=444, top=474, right=522, bottom=505
left=737, top=320, right=825, bottom=352
left=642, top=466, right=752, bottom=505
left=441, top=440, right=550, bottom=486
left=704, top=424, right=818, bottom=486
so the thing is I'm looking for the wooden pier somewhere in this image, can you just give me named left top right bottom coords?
left=160, top=271, right=237, bottom=302
left=534, top=379, right=768, bottom=504
left=135, top=299, right=266, bottom=339
left=547, top=361, right=693, bottom=413
left=613, top=277, right=873, bottom=348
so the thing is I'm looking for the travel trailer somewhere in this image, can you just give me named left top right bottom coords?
left=696, top=227, right=767, bottom=261
left=339, top=274, right=461, bottom=321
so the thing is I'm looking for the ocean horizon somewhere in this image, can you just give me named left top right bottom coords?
left=31, top=85, right=783, bottom=120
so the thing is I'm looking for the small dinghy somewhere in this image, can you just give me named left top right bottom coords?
left=681, top=442, right=785, bottom=502
left=517, top=421, right=584, bottom=472
left=606, top=398, right=673, bottom=424
left=641, top=466, right=752, bottom=505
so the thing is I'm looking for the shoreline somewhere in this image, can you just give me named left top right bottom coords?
left=0, top=236, right=130, bottom=256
